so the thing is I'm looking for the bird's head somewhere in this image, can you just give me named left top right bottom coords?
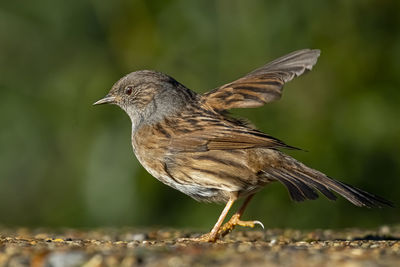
left=94, top=70, right=196, bottom=130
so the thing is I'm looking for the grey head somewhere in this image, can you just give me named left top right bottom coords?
left=94, top=70, right=197, bottom=131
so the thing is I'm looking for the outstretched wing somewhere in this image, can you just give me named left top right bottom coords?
left=203, top=49, right=320, bottom=111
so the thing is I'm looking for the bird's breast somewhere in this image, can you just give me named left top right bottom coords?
left=131, top=125, right=168, bottom=175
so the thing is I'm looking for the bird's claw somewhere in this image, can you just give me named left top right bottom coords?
left=253, top=220, right=265, bottom=229
left=218, top=214, right=265, bottom=237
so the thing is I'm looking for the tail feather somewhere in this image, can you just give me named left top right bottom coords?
left=282, top=169, right=338, bottom=201
left=332, top=179, right=393, bottom=208
left=269, top=169, right=319, bottom=201
left=263, top=156, right=393, bottom=208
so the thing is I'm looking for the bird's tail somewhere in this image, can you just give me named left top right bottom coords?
left=262, top=153, right=393, bottom=208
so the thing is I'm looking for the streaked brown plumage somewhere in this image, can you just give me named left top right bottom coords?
left=94, top=49, right=392, bottom=242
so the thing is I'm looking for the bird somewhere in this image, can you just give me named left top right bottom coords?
left=94, top=49, right=392, bottom=242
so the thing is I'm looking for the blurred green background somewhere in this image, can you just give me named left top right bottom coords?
left=1, top=0, right=399, bottom=230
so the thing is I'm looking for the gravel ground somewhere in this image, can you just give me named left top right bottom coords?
left=1, top=226, right=400, bottom=266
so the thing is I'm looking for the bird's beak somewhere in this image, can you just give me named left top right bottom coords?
left=93, top=95, right=116, bottom=106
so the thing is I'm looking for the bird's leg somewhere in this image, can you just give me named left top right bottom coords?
left=180, top=196, right=236, bottom=242
left=218, top=194, right=264, bottom=237
left=198, top=196, right=236, bottom=242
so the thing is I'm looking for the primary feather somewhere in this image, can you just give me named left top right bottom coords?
left=203, top=49, right=320, bottom=111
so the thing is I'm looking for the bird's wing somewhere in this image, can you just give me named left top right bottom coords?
left=202, top=49, right=320, bottom=111
left=169, top=125, right=298, bottom=153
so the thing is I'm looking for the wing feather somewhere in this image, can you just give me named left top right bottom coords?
left=169, top=126, right=299, bottom=153
left=203, top=49, right=321, bottom=111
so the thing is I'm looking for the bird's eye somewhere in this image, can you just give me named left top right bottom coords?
left=125, top=86, right=133, bottom=95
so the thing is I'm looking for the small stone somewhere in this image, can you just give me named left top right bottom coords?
left=83, top=254, right=103, bottom=267
left=351, top=249, right=364, bottom=256
left=34, top=234, right=48, bottom=239
left=127, top=241, right=139, bottom=248
left=130, top=233, right=147, bottom=242
left=45, top=251, right=87, bottom=267
left=379, top=225, right=391, bottom=235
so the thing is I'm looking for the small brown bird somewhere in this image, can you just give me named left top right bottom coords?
left=94, top=49, right=392, bottom=242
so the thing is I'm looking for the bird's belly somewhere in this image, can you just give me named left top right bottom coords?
left=143, top=159, right=225, bottom=201
left=132, top=147, right=226, bottom=202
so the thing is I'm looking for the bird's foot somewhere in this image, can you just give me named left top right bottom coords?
left=218, top=213, right=264, bottom=237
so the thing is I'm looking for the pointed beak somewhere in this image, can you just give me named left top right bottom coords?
left=93, top=95, right=116, bottom=106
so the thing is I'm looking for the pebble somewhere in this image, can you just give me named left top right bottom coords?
left=45, top=251, right=87, bottom=267
left=130, top=233, right=148, bottom=242
left=0, top=227, right=399, bottom=266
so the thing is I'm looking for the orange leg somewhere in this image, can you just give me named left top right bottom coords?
left=218, top=194, right=264, bottom=238
left=206, top=196, right=236, bottom=241
left=179, top=196, right=236, bottom=242
left=179, top=194, right=263, bottom=242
